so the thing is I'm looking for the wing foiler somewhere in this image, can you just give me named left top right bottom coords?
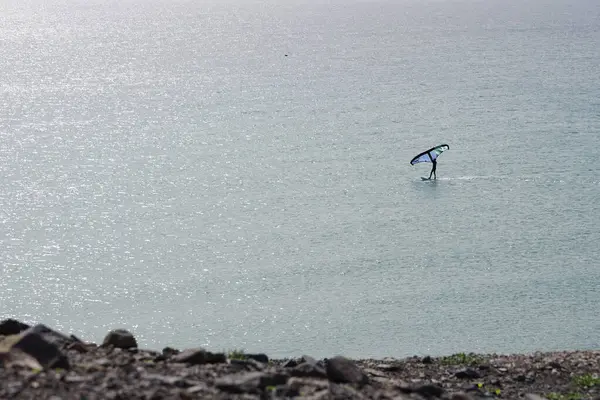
left=410, top=144, right=450, bottom=165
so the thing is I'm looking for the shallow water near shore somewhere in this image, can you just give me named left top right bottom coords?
left=1, top=0, right=599, bottom=358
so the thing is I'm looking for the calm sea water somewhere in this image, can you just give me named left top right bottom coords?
left=1, top=0, right=599, bottom=359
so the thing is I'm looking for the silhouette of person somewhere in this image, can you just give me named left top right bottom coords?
left=428, top=159, right=437, bottom=180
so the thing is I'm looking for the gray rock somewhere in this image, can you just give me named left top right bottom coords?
left=186, top=383, right=209, bottom=394
left=29, top=324, right=78, bottom=348
left=0, top=319, right=30, bottom=336
left=142, top=373, right=203, bottom=388
left=246, top=353, right=269, bottom=363
left=69, top=334, right=84, bottom=343
left=64, top=374, right=92, bottom=383
left=284, top=355, right=321, bottom=368
left=389, top=379, right=412, bottom=393
left=363, top=368, right=387, bottom=378
left=141, top=387, right=179, bottom=400
left=186, top=382, right=220, bottom=396
left=451, top=393, right=476, bottom=400
left=9, top=330, right=69, bottom=369
left=370, top=376, right=392, bottom=385
left=283, top=358, right=299, bottom=368
left=455, top=368, right=481, bottom=379
left=291, top=361, right=328, bottom=378
left=390, top=395, right=413, bottom=400
left=306, top=389, right=331, bottom=400
left=330, top=383, right=367, bottom=399
left=230, top=358, right=266, bottom=371
left=287, top=377, right=329, bottom=391
left=94, top=357, right=112, bottom=366
left=414, top=384, right=445, bottom=397
left=301, top=355, right=319, bottom=365
left=326, top=356, right=369, bottom=385
left=102, top=329, right=137, bottom=349
left=162, top=347, right=180, bottom=357
left=1, top=348, right=43, bottom=369
left=171, top=348, right=226, bottom=365
left=376, top=363, right=402, bottom=372
left=144, top=373, right=185, bottom=386
left=285, top=377, right=329, bottom=397
left=525, top=395, right=549, bottom=400
left=215, top=371, right=288, bottom=394
left=548, top=361, right=562, bottom=370
left=66, top=341, right=89, bottom=353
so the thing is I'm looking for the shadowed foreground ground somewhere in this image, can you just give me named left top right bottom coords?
left=0, top=319, right=598, bottom=400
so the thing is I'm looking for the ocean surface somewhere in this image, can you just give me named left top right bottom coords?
left=1, top=0, right=599, bottom=359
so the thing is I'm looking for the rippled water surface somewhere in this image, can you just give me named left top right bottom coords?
left=1, top=0, right=599, bottom=358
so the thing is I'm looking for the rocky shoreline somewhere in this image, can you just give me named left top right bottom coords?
left=1, top=319, right=598, bottom=400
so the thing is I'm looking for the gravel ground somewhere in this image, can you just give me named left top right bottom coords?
left=1, top=319, right=598, bottom=400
